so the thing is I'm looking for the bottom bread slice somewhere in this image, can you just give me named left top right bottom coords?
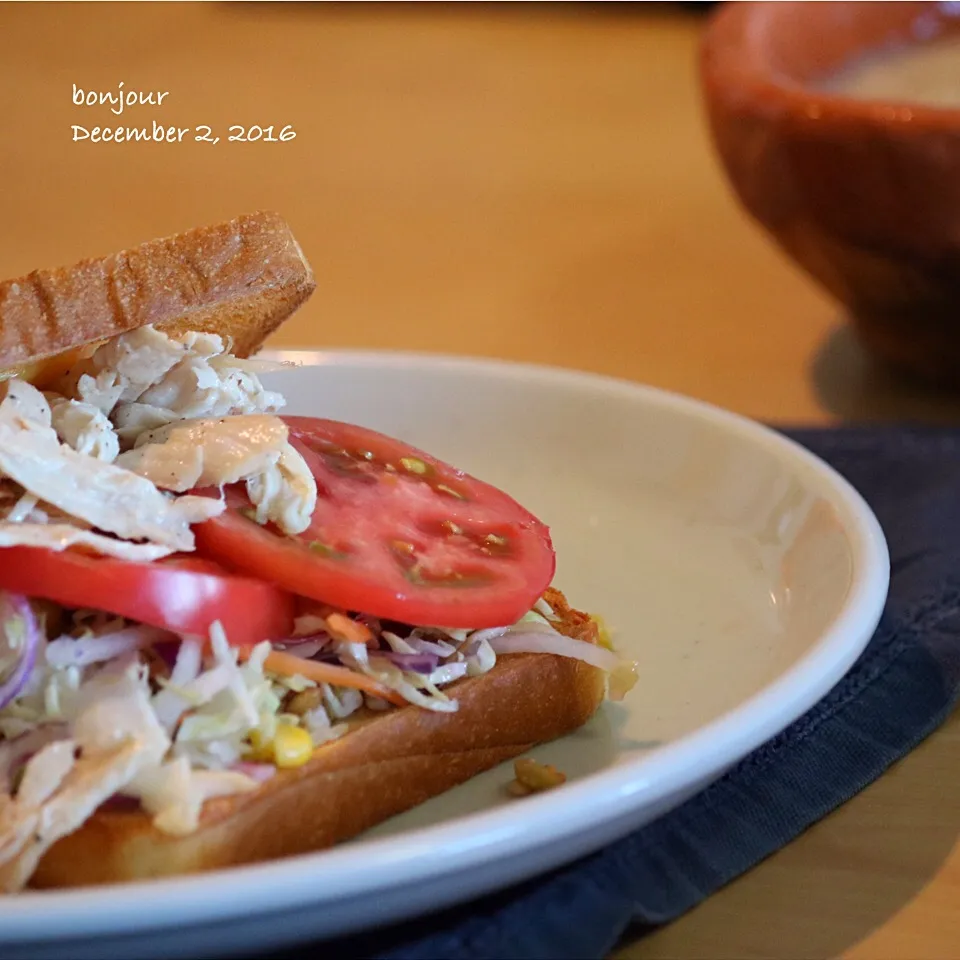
left=30, top=589, right=606, bottom=887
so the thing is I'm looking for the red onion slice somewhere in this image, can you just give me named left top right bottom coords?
left=406, top=637, right=458, bottom=657
left=488, top=629, right=623, bottom=673
left=281, top=632, right=331, bottom=647
left=0, top=593, right=40, bottom=710
left=153, top=639, right=181, bottom=670
left=275, top=633, right=333, bottom=659
left=373, top=651, right=440, bottom=675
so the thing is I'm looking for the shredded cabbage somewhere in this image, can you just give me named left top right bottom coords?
left=0, top=589, right=634, bottom=848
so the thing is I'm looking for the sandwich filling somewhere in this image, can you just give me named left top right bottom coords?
left=0, top=327, right=635, bottom=892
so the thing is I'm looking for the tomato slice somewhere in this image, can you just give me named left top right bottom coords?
left=193, top=417, right=556, bottom=628
left=0, top=548, right=294, bottom=644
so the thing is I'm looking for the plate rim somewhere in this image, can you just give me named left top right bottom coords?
left=0, top=350, right=890, bottom=940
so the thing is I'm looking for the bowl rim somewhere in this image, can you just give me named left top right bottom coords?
left=701, top=0, right=960, bottom=130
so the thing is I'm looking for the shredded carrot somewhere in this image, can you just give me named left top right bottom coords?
left=294, top=600, right=377, bottom=647
left=324, top=612, right=375, bottom=646
left=259, top=649, right=407, bottom=707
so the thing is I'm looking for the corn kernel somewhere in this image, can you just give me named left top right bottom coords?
left=272, top=724, right=314, bottom=768
left=244, top=729, right=273, bottom=763
left=512, top=757, right=566, bottom=793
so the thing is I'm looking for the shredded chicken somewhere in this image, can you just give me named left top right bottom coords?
left=0, top=739, right=152, bottom=892
left=56, top=326, right=188, bottom=415
left=116, top=414, right=290, bottom=492
left=113, top=415, right=316, bottom=535
left=0, top=482, right=60, bottom=526
left=47, top=398, right=119, bottom=463
left=15, top=740, right=76, bottom=808
left=55, top=328, right=287, bottom=445
left=4, top=492, right=39, bottom=525
left=0, top=407, right=222, bottom=551
left=132, top=350, right=285, bottom=424
left=15, top=327, right=317, bottom=540
left=0, top=664, right=173, bottom=891
left=245, top=442, right=318, bottom=535
left=2, top=380, right=51, bottom=427
left=110, top=403, right=173, bottom=442
left=0, top=726, right=67, bottom=793
left=0, top=523, right=174, bottom=561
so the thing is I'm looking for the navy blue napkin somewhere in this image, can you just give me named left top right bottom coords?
left=280, top=425, right=960, bottom=960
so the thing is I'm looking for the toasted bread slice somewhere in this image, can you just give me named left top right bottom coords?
left=0, top=212, right=314, bottom=385
left=30, top=589, right=605, bottom=888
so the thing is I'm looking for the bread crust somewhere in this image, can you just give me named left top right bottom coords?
left=0, top=212, right=315, bottom=371
left=30, top=589, right=605, bottom=887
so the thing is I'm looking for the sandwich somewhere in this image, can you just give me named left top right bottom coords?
left=0, top=212, right=636, bottom=891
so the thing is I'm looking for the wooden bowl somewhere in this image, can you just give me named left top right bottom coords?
left=700, top=1, right=960, bottom=385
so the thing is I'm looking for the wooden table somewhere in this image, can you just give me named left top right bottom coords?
left=2, top=4, right=959, bottom=956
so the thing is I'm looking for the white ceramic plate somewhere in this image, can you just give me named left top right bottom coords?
left=0, top=352, right=889, bottom=959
